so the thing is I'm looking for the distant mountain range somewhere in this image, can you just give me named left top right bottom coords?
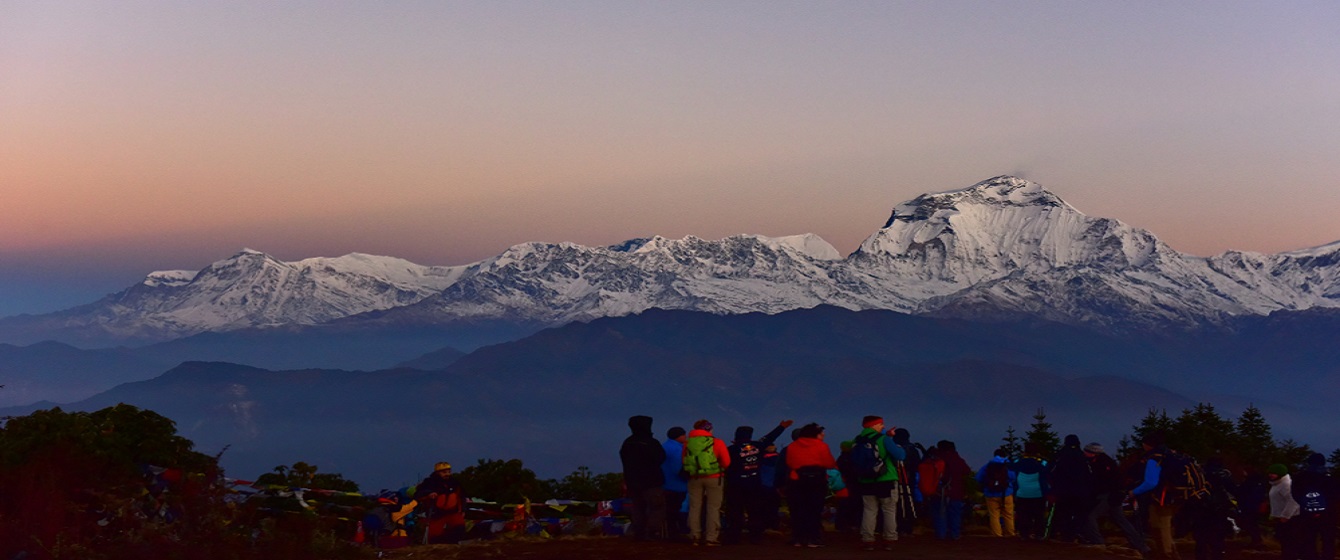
left=2, top=176, right=1338, bottom=489
left=4, top=305, right=1334, bottom=488
left=3, top=176, right=1338, bottom=350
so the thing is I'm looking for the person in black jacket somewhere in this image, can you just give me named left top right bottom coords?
left=722, top=420, right=791, bottom=544
left=1049, top=434, right=1095, bottom=543
left=891, top=428, right=921, bottom=537
left=1291, top=452, right=1339, bottom=560
left=620, top=415, right=667, bottom=540
left=1082, top=442, right=1151, bottom=557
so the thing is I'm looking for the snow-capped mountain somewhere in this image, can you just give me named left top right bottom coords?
left=4, top=175, right=1339, bottom=345
left=0, top=250, right=468, bottom=344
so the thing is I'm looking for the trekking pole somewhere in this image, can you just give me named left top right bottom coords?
left=423, top=503, right=435, bottom=545
left=1042, top=501, right=1055, bottom=540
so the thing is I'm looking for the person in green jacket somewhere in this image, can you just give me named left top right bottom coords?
left=853, top=415, right=907, bottom=550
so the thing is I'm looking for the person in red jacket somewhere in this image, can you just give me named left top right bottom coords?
left=785, top=422, right=838, bottom=547
left=682, top=419, right=731, bottom=546
left=934, top=441, right=973, bottom=540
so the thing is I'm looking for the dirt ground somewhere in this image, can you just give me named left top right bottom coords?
left=374, top=530, right=1278, bottom=560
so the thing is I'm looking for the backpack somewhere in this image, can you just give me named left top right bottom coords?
left=1297, top=475, right=1329, bottom=514
left=850, top=433, right=888, bottom=480
left=684, top=436, right=723, bottom=477
left=1156, top=450, right=1210, bottom=505
left=983, top=461, right=1010, bottom=493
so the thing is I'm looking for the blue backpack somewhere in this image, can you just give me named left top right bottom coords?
left=851, top=433, right=887, bottom=480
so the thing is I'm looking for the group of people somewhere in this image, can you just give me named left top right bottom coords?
left=618, top=414, right=975, bottom=549
left=620, top=414, right=1340, bottom=560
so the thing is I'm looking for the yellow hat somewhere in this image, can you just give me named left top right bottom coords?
left=434, top=461, right=452, bottom=472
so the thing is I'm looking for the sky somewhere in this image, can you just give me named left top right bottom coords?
left=3, top=1, right=1339, bottom=317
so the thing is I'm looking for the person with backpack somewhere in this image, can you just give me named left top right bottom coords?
left=1012, top=442, right=1051, bottom=541
left=1188, top=458, right=1236, bottom=560
left=414, top=461, right=466, bottom=544
left=935, top=440, right=973, bottom=540
left=917, top=445, right=945, bottom=535
left=722, top=419, right=792, bottom=544
left=1290, top=453, right=1337, bottom=560
left=784, top=422, right=838, bottom=547
left=661, top=426, right=690, bottom=541
left=852, top=416, right=907, bottom=550
left=1049, top=434, right=1096, bottom=543
left=1083, top=442, right=1152, bottom=558
left=977, top=447, right=1017, bottom=537
left=891, top=428, right=921, bottom=537
left=1268, top=463, right=1303, bottom=560
left=1130, top=431, right=1206, bottom=560
left=620, top=415, right=667, bottom=541
left=682, top=419, right=732, bottom=546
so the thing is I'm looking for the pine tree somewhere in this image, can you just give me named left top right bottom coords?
left=1273, top=439, right=1314, bottom=468
left=1171, top=403, right=1235, bottom=460
left=1122, top=407, right=1173, bottom=459
left=1234, top=404, right=1276, bottom=468
left=1328, top=448, right=1340, bottom=479
left=1001, top=425, right=1022, bottom=461
left=1024, top=408, right=1059, bottom=459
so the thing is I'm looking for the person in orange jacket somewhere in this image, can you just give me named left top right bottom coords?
left=415, top=461, right=466, bottom=544
left=785, top=422, right=838, bottom=547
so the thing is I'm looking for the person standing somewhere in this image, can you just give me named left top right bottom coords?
left=415, top=461, right=466, bottom=544
left=661, top=426, right=689, bottom=541
left=1291, top=453, right=1338, bottom=560
left=1130, top=433, right=1183, bottom=560
left=1268, top=463, right=1302, bottom=560
left=935, top=440, right=973, bottom=540
left=977, top=447, right=1017, bottom=538
left=1083, top=442, right=1151, bottom=558
left=620, top=415, right=666, bottom=541
left=1049, top=434, right=1095, bottom=543
left=722, top=420, right=791, bottom=544
left=1012, top=442, right=1050, bottom=541
left=682, top=419, right=731, bottom=546
left=853, top=416, right=907, bottom=550
left=891, top=428, right=921, bottom=537
left=784, top=423, right=838, bottom=548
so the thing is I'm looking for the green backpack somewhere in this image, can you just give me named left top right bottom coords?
left=683, top=436, right=722, bottom=476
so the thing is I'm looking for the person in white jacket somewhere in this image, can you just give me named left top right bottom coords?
left=1268, top=463, right=1301, bottom=559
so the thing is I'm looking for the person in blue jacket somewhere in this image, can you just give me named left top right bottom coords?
left=661, top=426, right=689, bottom=540
left=1011, top=442, right=1050, bottom=540
left=977, top=447, right=1017, bottom=537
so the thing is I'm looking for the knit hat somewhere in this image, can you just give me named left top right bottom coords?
left=1308, top=453, right=1326, bottom=467
left=1084, top=442, right=1104, bottom=454
left=693, top=419, right=713, bottom=431
left=1268, top=463, right=1289, bottom=477
left=667, top=426, right=686, bottom=440
left=434, top=461, right=452, bottom=472
left=1063, top=434, right=1081, bottom=448
left=862, top=415, right=884, bottom=429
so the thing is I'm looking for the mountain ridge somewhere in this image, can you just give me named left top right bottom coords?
left=2, top=175, right=1338, bottom=346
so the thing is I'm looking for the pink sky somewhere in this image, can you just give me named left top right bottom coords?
left=2, top=1, right=1339, bottom=315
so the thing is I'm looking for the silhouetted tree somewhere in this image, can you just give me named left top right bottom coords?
left=1001, top=425, right=1022, bottom=461
left=1170, top=403, right=1235, bottom=460
left=1229, top=404, right=1275, bottom=468
left=1024, top=408, right=1059, bottom=460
